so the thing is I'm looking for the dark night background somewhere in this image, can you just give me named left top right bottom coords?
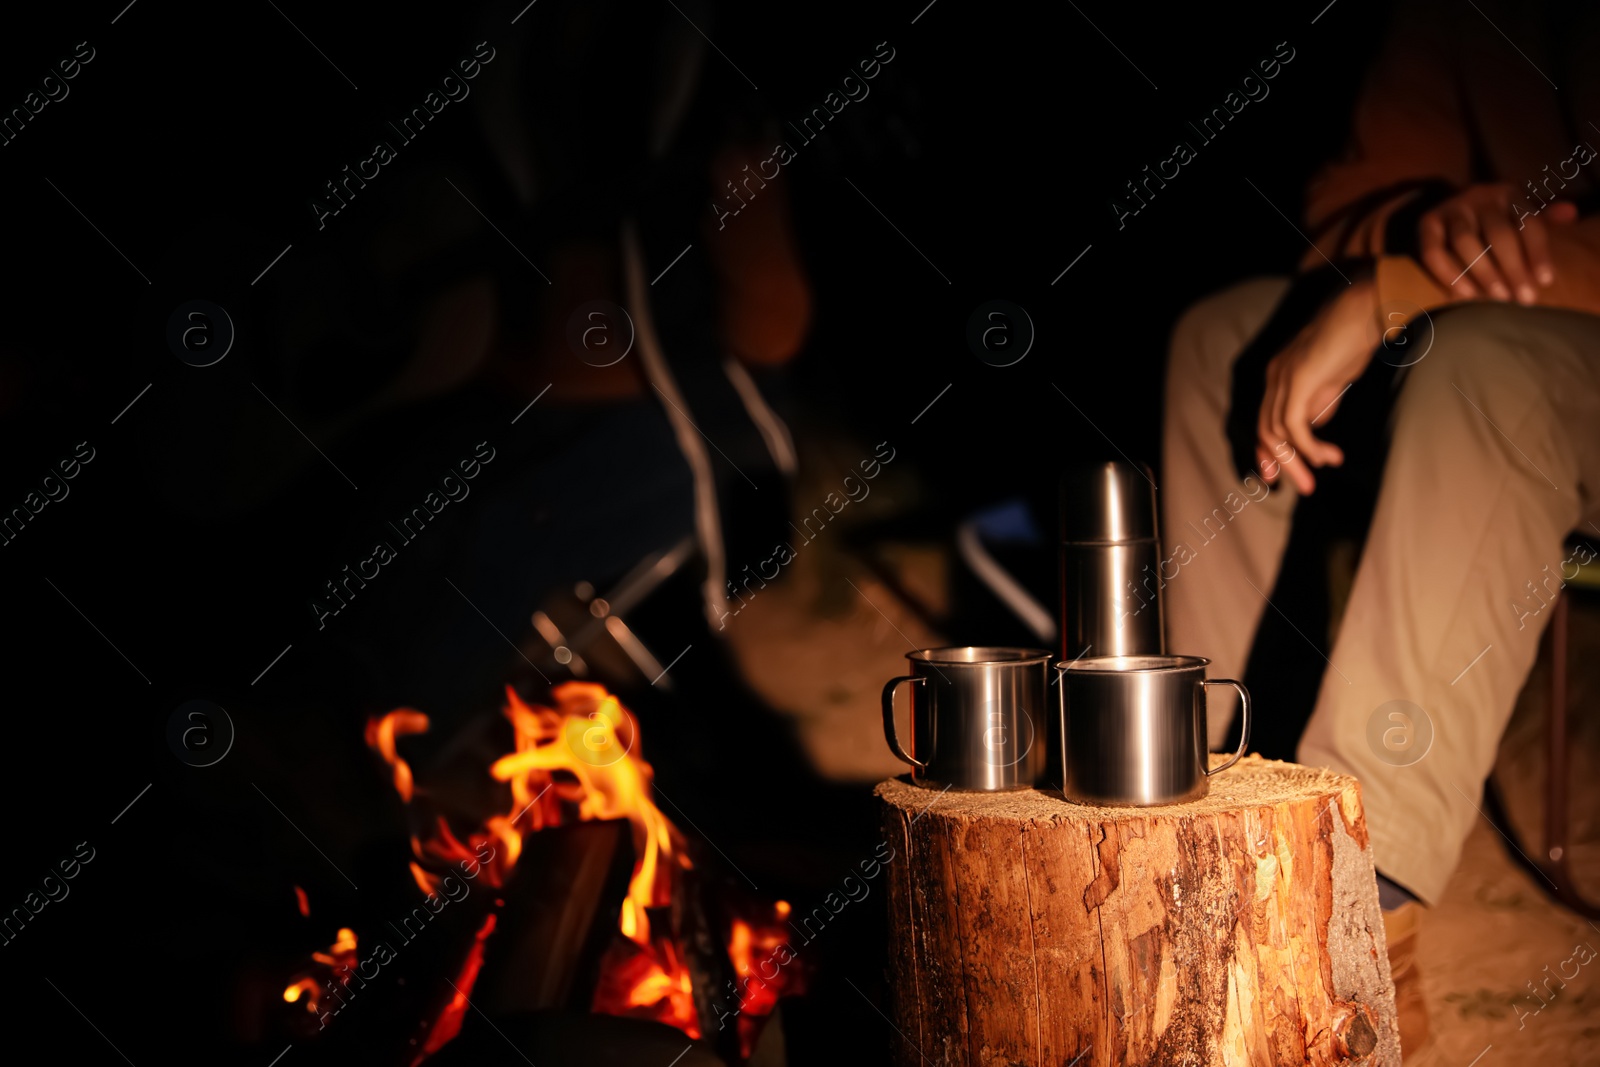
left=0, top=0, right=1380, bottom=1061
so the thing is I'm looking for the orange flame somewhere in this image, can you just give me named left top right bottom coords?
left=417, top=913, right=497, bottom=1060
left=368, top=683, right=701, bottom=1034
left=726, top=905, right=794, bottom=1037
left=487, top=683, right=685, bottom=946
left=364, top=709, right=429, bottom=802
left=282, top=927, right=358, bottom=1010
left=289, top=682, right=800, bottom=1061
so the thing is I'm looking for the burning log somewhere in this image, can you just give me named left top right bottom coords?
left=676, top=862, right=742, bottom=1065
left=472, top=819, right=634, bottom=1016
left=875, top=756, right=1400, bottom=1066
left=280, top=682, right=798, bottom=1064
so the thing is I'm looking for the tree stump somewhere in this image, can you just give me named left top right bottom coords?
left=876, top=756, right=1399, bottom=1067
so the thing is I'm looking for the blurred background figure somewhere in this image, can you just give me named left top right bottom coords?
left=299, top=0, right=815, bottom=726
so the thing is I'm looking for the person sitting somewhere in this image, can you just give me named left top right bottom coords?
left=1162, top=1, right=1600, bottom=1061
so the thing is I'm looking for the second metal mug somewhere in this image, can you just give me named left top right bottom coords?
left=882, top=646, right=1051, bottom=791
left=1054, top=654, right=1250, bottom=806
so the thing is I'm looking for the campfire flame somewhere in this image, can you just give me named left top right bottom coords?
left=488, top=684, right=682, bottom=946
left=284, top=681, right=800, bottom=1061
left=282, top=926, right=358, bottom=1013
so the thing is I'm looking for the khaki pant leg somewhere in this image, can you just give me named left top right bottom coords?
left=1162, top=277, right=1297, bottom=747
left=1297, top=304, right=1600, bottom=904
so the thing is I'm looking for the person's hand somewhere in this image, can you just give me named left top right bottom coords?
left=1256, top=276, right=1381, bottom=495
left=1418, top=182, right=1576, bottom=303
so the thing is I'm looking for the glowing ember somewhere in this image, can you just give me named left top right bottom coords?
left=415, top=913, right=497, bottom=1060
left=282, top=926, right=358, bottom=1012
left=285, top=681, right=802, bottom=1062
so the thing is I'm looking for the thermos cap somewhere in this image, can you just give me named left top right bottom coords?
left=1059, top=461, right=1158, bottom=544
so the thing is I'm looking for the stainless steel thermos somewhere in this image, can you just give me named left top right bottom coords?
left=1058, top=461, right=1165, bottom=661
left=1048, top=461, right=1167, bottom=789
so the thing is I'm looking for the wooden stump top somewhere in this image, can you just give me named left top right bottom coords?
left=875, top=754, right=1366, bottom=845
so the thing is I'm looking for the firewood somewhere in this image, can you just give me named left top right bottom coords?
left=475, top=819, right=632, bottom=1015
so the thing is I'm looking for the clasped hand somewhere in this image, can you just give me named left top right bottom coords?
left=1256, top=181, right=1572, bottom=494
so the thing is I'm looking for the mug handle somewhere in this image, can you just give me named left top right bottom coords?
left=1201, top=679, right=1251, bottom=776
left=882, top=675, right=929, bottom=770
left=1056, top=664, right=1069, bottom=792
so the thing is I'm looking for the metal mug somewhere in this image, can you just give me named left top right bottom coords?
left=882, top=646, right=1051, bottom=791
left=1054, top=654, right=1250, bottom=806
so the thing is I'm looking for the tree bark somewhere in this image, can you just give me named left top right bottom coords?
left=876, top=755, right=1399, bottom=1066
